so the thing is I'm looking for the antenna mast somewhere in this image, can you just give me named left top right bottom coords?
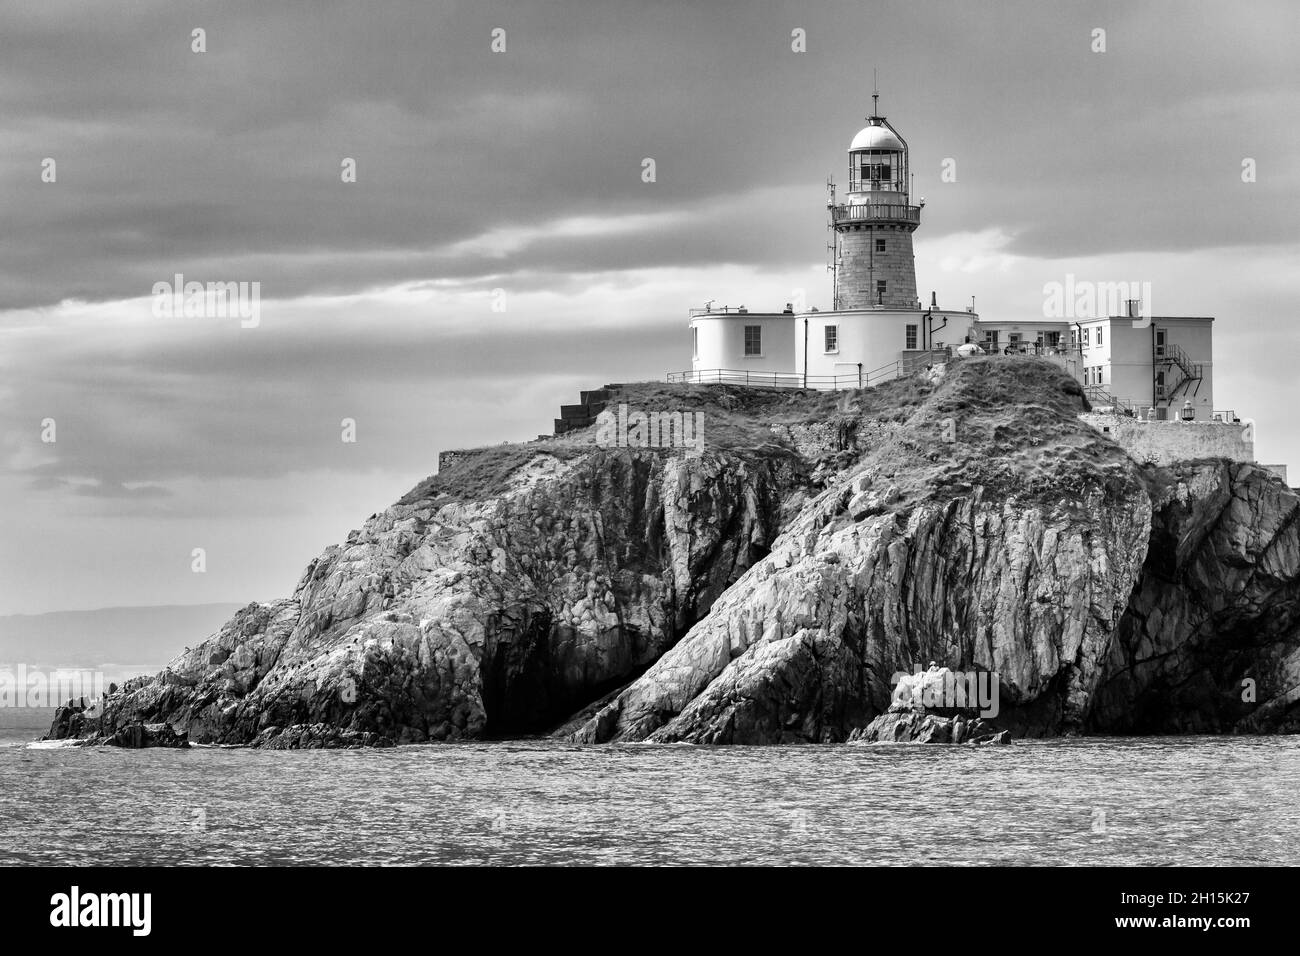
left=826, top=176, right=838, bottom=303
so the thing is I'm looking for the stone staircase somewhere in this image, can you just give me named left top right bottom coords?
left=550, top=385, right=621, bottom=437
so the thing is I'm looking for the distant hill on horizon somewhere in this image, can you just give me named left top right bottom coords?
left=0, top=603, right=246, bottom=675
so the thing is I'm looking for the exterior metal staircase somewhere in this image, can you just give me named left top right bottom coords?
left=1156, top=342, right=1204, bottom=401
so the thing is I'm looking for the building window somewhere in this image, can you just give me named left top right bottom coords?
left=875, top=238, right=886, bottom=253
left=824, top=325, right=838, bottom=353
left=1082, top=327, right=1090, bottom=347
left=876, top=279, right=887, bottom=299
left=744, top=325, right=762, bottom=356
left=1155, top=329, right=1166, bottom=357
left=692, top=327, right=698, bottom=359
left=905, top=324, right=918, bottom=350
left=1097, top=328, right=1104, bottom=346
left=1155, top=370, right=1166, bottom=397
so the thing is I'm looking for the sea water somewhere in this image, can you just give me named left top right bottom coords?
left=1, top=727, right=1296, bottom=866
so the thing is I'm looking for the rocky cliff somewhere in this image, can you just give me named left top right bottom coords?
left=48, top=359, right=1300, bottom=746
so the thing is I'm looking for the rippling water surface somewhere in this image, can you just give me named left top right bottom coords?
left=2, top=727, right=1296, bottom=865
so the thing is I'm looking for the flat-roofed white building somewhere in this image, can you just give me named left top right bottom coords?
left=688, top=307, right=799, bottom=385
left=1070, top=315, right=1214, bottom=420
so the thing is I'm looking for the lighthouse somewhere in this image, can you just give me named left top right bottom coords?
left=681, top=94, right=980, bottom=388
left=831, top=92, right=920, bottom=311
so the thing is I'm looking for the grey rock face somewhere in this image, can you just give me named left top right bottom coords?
left=570, top=482, right=1151, bottom=744
left=49, top=443, right=798, bottom=747
left=568, top=459, right=1300, bottom=745
left=564, top=365, right=1300, bottom=745
left=1087, top=461, right=1300, bottom=734
left=45, top=361, right=1300, bottom=747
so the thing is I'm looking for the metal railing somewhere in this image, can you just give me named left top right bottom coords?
left=981, top=342, right=1082, bottom=359
left=667, top=369, right=851, bottom=389
left=687, top=305, right=759, bottom=317
left=1089, top=401, right=1239, bottom=423
left=1083, top=385, right=1141, bottom=415
left=830, top=203, right=921, bottom=225
left=667, top=350, right=953, bottom=391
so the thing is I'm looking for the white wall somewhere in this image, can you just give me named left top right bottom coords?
left=1158, top=317, right=1214, bottom=414
left=795, top=309, right=977, bottom=386
left=690, top=313, right=796, bottom=374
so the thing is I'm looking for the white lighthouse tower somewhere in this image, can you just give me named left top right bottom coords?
left=683, top=93, right=979, bottom=388
left=831, top=92, right=919, bottom=311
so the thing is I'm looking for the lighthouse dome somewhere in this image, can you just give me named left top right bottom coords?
left=849, top=123, right=904, bottom=151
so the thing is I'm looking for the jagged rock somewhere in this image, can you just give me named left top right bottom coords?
left=571, top=477, right=1151, bottom=744
left=1087, top=461, right=1300, bottom=734
left=847, top=484, right=900, bottom=520
left=46, top=361, right=1300, bottom=748
left=250, top=723, right=394, bottom=749
left=565, top=363, right=1300, bottom=745
left=45, top=700, right=89, bottom=740
left=848, top=711, right=1011, bottom=744
left=888, top=665, right=999, bottom=718
left=50, top=397, right=803, bottom=747
left=106, top=722, right=189, bottom=749
left=44, top=703, right=190, bottom=748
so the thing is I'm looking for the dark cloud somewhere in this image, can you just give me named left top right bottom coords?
left=3, top=0, right=1296, bottom=310
left=2, top=0, right=1297, bottom=613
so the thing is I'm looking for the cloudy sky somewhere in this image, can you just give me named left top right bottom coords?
left=2, top=0, right=1297, bottom=616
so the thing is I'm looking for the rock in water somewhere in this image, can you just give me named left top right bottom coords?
left=49, top=385, right=803, bottom=748
left=564, top=363, right=1300, bottom=744
left=848, top=712, right=1011, bottom=745
left=47, top=361, right=1300, bottom=747
left=107, top=722, right=189, bottom=749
